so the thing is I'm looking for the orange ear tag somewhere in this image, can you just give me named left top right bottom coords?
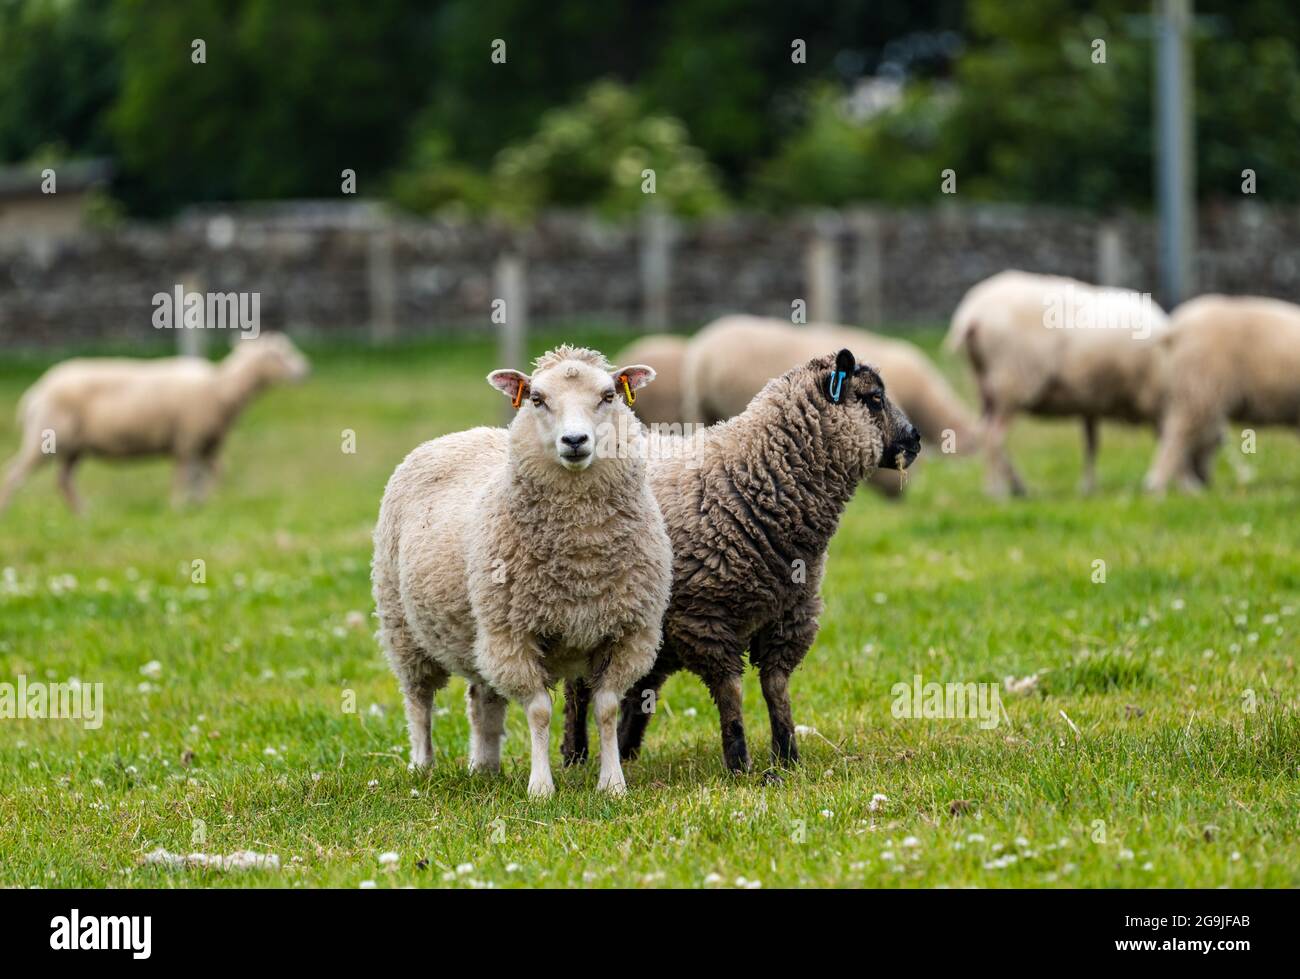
left=512, top=383, right=524, bottom=409
left=619, top=374, right=635, bottom=406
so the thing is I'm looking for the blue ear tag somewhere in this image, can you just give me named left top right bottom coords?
left=828, top=370, right=847, bottom=403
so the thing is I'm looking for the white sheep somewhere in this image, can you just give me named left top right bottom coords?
left=371, top=345, right=672, bottom=797
left=1145, top=294, right=1300, bottom=493
left=612, top=334, right=690, bottom=427
left=0, top=333, right=309, bottom=512
left=945, top=270, right=1170, bottom=495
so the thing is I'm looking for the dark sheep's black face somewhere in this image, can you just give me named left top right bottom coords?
left=823, top=348, right=921, bottom=471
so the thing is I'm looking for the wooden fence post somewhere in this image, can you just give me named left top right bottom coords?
left=805, top=214, right=842, bottom=324
left=368, top=222, right=398, bottom=343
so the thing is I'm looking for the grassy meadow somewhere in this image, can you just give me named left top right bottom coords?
left=0, top=328, right=1297, bottom=888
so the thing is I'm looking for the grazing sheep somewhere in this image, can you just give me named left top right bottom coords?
left=681, top=315, right=978, bottom=497
left=1145, top=295, right=1300, bottom=493
left=613, top=334, right=692, bottom=427
left=372, top=345, right=672, bottom=797
left=0, top=333, right=309, bottom=513
left=945, top=270, right=1170, bottom=495
left=563, top=348, right=921, bottom=774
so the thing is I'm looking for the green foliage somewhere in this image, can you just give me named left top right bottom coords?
left=760, top=0, right=1300, bottom=210
left=108, top=0, right=438, bottom=214
left=0, top=0, right=118, bottom=162
left=753, top=85, right=954, bottom=208
left=393, top=82, right=727, bottom=219
left=491, top=81, right=727, bottom=219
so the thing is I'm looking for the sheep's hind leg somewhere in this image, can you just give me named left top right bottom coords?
left=561, top=678, right=591, bottom=766
left=0, top=438, right=46, bottom=513
left=593, top=687, right=627, bottom=795
left=57, top=454, right=83, bottom=513
left=982, top=408, right=1026, bottom=497
left=617, top=662, right=673, bottom=761
left=400, top=665, right=447, bottom=769
left=466, top=683, right=507, bottom=774
left=1079, top=417, right=1099, bottom=495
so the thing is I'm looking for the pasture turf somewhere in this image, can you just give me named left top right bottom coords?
left=0, top=328, right=1296, bottom=888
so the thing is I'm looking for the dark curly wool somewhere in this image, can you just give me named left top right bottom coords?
left=563, top=350, right=920, bottom=773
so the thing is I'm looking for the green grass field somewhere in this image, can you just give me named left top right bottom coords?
left=1, top=329, right=1297, bottom=888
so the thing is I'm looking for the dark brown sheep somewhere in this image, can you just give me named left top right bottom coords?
left=563, top=348, right=920, bottom=774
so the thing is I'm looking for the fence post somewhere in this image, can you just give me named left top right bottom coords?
left=1096, top=221, right=1126, bottom=289
left=805, top=213, right=841, bottom=324
left=640, top=207, right=675, bottom=331
left=849, top=208, right=883, bottom=327
left=368, top=221, right=398, bottom=343
left=496, top=252, right=527, bottom=420
left=178, top=273, right=206, bottom=357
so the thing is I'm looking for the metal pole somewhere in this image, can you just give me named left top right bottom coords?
left=1155, top=0, right=1196, bottom=306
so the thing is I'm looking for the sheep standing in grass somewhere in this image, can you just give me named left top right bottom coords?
left=372, top=345, right=672, bottom=797
left=0, top=333, right=309, bottom=513
left=613, top=334, right=691, bottom=427
left=563, top=348, right=920, bottom=774
left=681, top=316, right=979, bottom=497
left=1145, top=295, right=1300, bottom=493
left=945, top=270, right=1170, bottom=496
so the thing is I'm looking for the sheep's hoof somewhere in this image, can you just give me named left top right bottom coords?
left=597, top=775, right=627, bottom=796
left=527, top=777, right=555, bottom=799
left=761, top=769, right=784, bottom=786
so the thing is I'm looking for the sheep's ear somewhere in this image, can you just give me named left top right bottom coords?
left=612, top=364, right=655, bottom=405
left=825, top=348, right=856, bottom=404
left=487, top=369, right=530, bottom=408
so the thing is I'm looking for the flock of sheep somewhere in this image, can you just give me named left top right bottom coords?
left=623, top=270, right=1300, bottom=499
left=3, top=267, right=1297, bottom=795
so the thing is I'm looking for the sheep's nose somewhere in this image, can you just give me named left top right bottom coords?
left=560, top=433, right=589, bottom=448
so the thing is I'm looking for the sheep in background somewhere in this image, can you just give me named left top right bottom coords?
left=563, top=348, right=921, bottom=775
left=372, top=345, right=672, bottom=797
left=0, top=333, right=309, bottom=513
left=945, top=270, right=1170, bottom=496
left=613, top=334, right=691, bottom=427
left=1145, top=295, right=1300, bottom=493
left=682, top=315, right=979, bottom=497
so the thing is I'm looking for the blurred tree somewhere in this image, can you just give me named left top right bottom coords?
left=108, top=0, right=438, bottom=213
left=757, top=0, right=1300, bottom=210
left=392, top=81, right=726, bottom=219
left=0, top=0, right=118, bottom=162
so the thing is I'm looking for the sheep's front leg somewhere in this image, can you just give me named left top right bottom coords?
left=476, top=630, right=553, bottom=797
left=709, top=673, right=750, bottom=774
left=593, top=687, right=627, bottom=794
left=1144, top=409, right=1200, bottom=494
left=171, top=458, right=201, bottom=508
left=524, top=690, right=555, bottom=798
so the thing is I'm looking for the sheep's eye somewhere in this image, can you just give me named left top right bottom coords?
left=600, top=390, right=615, bottom=405
left=530, top=394, right=546, bottom=409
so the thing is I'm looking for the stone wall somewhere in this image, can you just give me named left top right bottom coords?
left=2, top=201, right=1298, bottom=350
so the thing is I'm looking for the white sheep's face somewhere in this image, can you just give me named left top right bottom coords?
left=489, top=358, right=655, bottom=472
left=233, top=333, right=311, bottom=382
